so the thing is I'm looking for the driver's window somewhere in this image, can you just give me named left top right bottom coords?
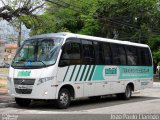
left=59, top=38, right=81, bottom=66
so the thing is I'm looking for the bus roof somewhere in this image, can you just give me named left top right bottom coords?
left=30, top=32, right=149, bottom=48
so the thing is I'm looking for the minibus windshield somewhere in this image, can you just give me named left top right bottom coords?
left=11, top=37, right=63, bottom=68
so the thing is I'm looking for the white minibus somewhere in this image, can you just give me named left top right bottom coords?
left=8, top=32, right=153, bottom=108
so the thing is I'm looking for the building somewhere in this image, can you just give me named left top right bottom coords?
left=4, top=44, right=18, bottom=63
left=0, top=40, right=7, bottom=63
left=0, top=42, right=18, bottom=64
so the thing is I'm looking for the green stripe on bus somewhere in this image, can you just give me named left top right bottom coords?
left=84, top=65, right=91, bottom=81
left=69, top=65, right=77, bottom=81
left=63, top=66, right=70, bottom=81
left=89, top=65, right=96, bottom=81
left=75, top=65, right=82, bottom=81
left=80, top=65, right=87, bottom=81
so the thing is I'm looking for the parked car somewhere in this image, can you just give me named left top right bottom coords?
left=4, top=63, right=10, bottom=68
left=0, top=62, right=10, bottom=68
left=0, top=63, right=5, bottom=68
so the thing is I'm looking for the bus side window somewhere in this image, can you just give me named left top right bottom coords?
left=126, top=46, right=138, bottom=66
left=110, top=44, right=127, bottom=65
left=111, top=44, right=120, bottom=65
left=82, top=40, right=95, bottom=64
left=59, top=38, right=81, bottom=66
left=103, top=43, right=112, bottom=65
left=94, top=42, right=105, bottom=65
left=118, top=45, right=127, bottom=65
left=139, top=48, right=152, bottom=66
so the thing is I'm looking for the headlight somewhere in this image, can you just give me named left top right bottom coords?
left=37, top=76, right=54, bottom=85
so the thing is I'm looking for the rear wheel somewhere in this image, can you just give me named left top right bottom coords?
left=55, top=88, right=71, bottom=109
left=117, top=85, right=132, bottom=100
left=15, top=98, right=31, bottom=107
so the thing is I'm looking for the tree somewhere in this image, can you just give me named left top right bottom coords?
left=29, top=0, right=100, bottom=36
left=95, top=0, right=160, bottom=41
left=0, top=0, right=46, bottom=46
left=148, top=34, right=160, bottom=73
left=0, top=0, right=45, bottom=21
left=13, top=0, right=160, bottom=72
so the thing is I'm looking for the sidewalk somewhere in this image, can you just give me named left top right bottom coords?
left=0, top=79, right=14, bottom=104
left=0, top=79, right=160, bottom=108
left=0, top=79, right=7, bottom=95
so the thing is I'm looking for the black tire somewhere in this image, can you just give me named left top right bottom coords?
left=15, top=98, right=31, bottom=107
left=55, top=88, right=71, bottom=109
left=117, top=85, right=132, bottom=100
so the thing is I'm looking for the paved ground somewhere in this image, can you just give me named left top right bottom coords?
left=1, top=78, right=160, bottom=120
left=1, top=85, right=160, bottom=120
left=0, top=87, right=159, bottom=113
left=0, top=83, right=160, bottom=112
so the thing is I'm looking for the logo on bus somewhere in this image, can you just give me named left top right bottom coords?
left=105, top=68, right=117, bottom=75
left=103, top=66, right=119, bottom=80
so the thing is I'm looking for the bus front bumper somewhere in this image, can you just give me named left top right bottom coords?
left=7, top=79, right=58, bottom=100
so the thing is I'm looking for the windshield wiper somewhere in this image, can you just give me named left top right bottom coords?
left=37, top=60, right=47, bottom=67
left=14, top=59, right=26, bottom=62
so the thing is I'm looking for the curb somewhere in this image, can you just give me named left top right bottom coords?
left=0, top=102, right=15, bottom=108
left=153, top=82, right=160, bottom=88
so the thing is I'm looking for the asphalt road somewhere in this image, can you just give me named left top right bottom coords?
left=0, top=83, right=160, bottom=120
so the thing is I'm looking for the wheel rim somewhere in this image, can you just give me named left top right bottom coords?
left=59, top=92, right=69, bottom=105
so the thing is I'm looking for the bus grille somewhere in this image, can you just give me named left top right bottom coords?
left=14, top=78, right=35, bottom=94
left=15, top=88, right=32, bottom=94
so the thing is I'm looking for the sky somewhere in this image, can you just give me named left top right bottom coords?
left=0, top=0, right=44, bottom=41
left=0, top=1, right=30, bottom=41
left=0, top=20, right=30, bottom=41
left=0, top=1, right=3, bottom=7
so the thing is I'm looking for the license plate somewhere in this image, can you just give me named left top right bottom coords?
left=18, top=85, right=27, bottom=89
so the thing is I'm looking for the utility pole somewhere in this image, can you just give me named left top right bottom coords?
left=17, top=21, right=22, bottom=47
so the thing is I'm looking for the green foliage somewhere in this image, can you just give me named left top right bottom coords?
left=95, top=0, right=159, bottom=41
left=148, top=34, right=160, bottom=65
left=26, top=0, right=160, bottom=67
left=29, top=0, right=99, bottom=36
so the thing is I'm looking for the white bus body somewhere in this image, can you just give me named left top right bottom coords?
left=8, top=32, right=153, bottom=108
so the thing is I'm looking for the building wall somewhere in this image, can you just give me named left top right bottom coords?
left=4, top=49, right=17, bottom=64
left=4, top=44, right=17, bottom=64
left=0, top=42, right=6, bottom=63
left=0, top=43, right=17, bottom=64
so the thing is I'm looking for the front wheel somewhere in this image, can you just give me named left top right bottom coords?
left=15, top=98, right=31, bottom=107
left=55, top=89, right=71, bottom=109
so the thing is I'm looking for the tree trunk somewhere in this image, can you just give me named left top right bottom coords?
left=17, top=21, right=22, bottom=47
left=153, top=61, right=158, bottom=74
